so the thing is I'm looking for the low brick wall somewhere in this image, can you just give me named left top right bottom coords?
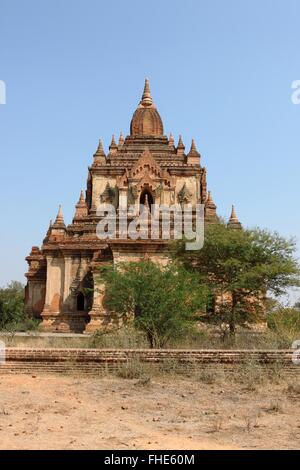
left=0, top=348, right=299, bottom=375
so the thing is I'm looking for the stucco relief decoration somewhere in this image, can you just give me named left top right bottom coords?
left=100, top=182, right=119, bottom=208
left=127, top=184, right=139, bottom=206
left=178, top=183, right=192, bottom=205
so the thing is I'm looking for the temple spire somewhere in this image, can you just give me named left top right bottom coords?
left=93, top=138, right=106, bottom=166
left=191, top=139, right=196, bottom=152
left=45, top=219, right=53, bottom=238
left=228, top=205, right=242, bottom=229
left=141, top=78, right=153, bottom=107
left=205, top=191, right=218, bottom=223
left=55, top=205, right=64, bottom=223
left=231, top=205, right=237, bottom=220
left=118, top=132, right=124, bottom=146
left=187, top=138, right=201, bottom=165
left=206, top=191, right=215, bottom=206
left=78, top=190, right=85, bottom=205
left=52, top=204, right=66, bottom=228
left=109, top=134, right=117, bottom=148
left=73, top=191, right=87, bottom=221
left=130, top=79, right=163, bottom=135
left=177, top=135, right=185, bottom=155
left=168, top=132, right=174, bottom=148
left=178, top=135, right=185, bottom=148
left=96, top=139, right=105, bottom=155
left=108, top=134, right=118, bottom=158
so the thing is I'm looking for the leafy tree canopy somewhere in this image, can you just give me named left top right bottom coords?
left=174, top=223, right=300, bottom=335
left=0, top=281, right=25, bottom=328
left=99, top=261, right=207, bottom=348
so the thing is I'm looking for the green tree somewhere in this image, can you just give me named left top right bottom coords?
left=100, top=260, right=207, bottom=348
left=0, top=281, right=25, bottom=328
left=268, top=307, right=300, bottom=335
left=174, top=223, right=300, bottom=336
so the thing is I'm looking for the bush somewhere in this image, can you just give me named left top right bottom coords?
left=0, top=281, right=41, bottom=332
left=89, top=325, right=148, bottom=349
left=3, top=317, right=41, bottom=333
left=268, top=307, right=300, bottom=335
left=0, top=281, right=25, bottom=329
left=101, top=261, right=207, bottom=348
left=115, top=359, right=152, bottom=379
left=231, top=359, right=267, bottom=390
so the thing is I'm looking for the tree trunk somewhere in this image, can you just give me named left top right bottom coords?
left=229, top=292, right=237, bottom=336
left=147, top=331, right=154, bottom=349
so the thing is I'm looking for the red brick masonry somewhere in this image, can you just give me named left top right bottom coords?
left=0, top=349, right=298, bottom=375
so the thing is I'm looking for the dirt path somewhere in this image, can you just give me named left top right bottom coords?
left=0, top=374, right=299, bottom=449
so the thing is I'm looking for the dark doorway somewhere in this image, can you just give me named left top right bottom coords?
left=76, top=292, right=85, bottom=311
left=139, top=189, right=154, bottom=212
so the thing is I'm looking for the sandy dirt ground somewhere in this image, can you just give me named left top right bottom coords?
left=0, top=373, right=299, bottom=450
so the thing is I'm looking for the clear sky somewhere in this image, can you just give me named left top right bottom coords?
left=0, top=0, right=299, bottom=301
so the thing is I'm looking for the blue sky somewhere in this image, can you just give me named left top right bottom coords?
left=0, top=0, right=299, bottom=300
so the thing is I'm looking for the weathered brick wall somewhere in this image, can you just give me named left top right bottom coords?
left=3, top=348, right=296, bottom=363
left=0, top=348, right=298, bottom=375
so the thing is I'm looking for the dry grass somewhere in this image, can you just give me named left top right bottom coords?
left=265, top=400, right=284, bottom=413
left=88, top=326, right=148, bottom=349
left=1, top=324, right=299, bottom=350
left=115, top=359, right=153, bottom=380
left=243, top=412, right=260, bottom=432
left=209, top=416, right=224, bottom=433
left=287, top=382, right=300, bottom=396
left=195, top=368, right=226, bottom=384
left=109, top=356, right=290, bottom=392
left=230, top=360, right=268, bottom=391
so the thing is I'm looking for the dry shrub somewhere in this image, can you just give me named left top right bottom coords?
left=243, top=412, right=260, bottom=432
left=266, top=361, right=285, bottom=383
left=196, top=367, right=225, bottom=384
left=115, top=358, right=153, bottom=380
left=89, top=325, right=148, bottom=349
left=233, top=359, right=285, bottom=390
left=265, top=400, right=284, bottom=413
left=158, top=358, right=183, bottom=375
left=134, top=376, right=151, bottom=387
left=209, top=416, right=224, bottom=433
left=287, top=381, right=300, bottom=396
left=231, top=359, right=267, bottom=390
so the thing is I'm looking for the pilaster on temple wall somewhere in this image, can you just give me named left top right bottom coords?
left=85, top=270, right=107, bottom=333
left=40, top=254, right=93, bottom=332
left=42, top=255, right=64, bottom=316
left=25, top=281, right=46, bottom=319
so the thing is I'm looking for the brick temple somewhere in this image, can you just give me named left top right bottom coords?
left=25, top=79, right=241, bottom=333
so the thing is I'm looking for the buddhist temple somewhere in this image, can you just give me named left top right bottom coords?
left=25, top=79, right=241, bottom=332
